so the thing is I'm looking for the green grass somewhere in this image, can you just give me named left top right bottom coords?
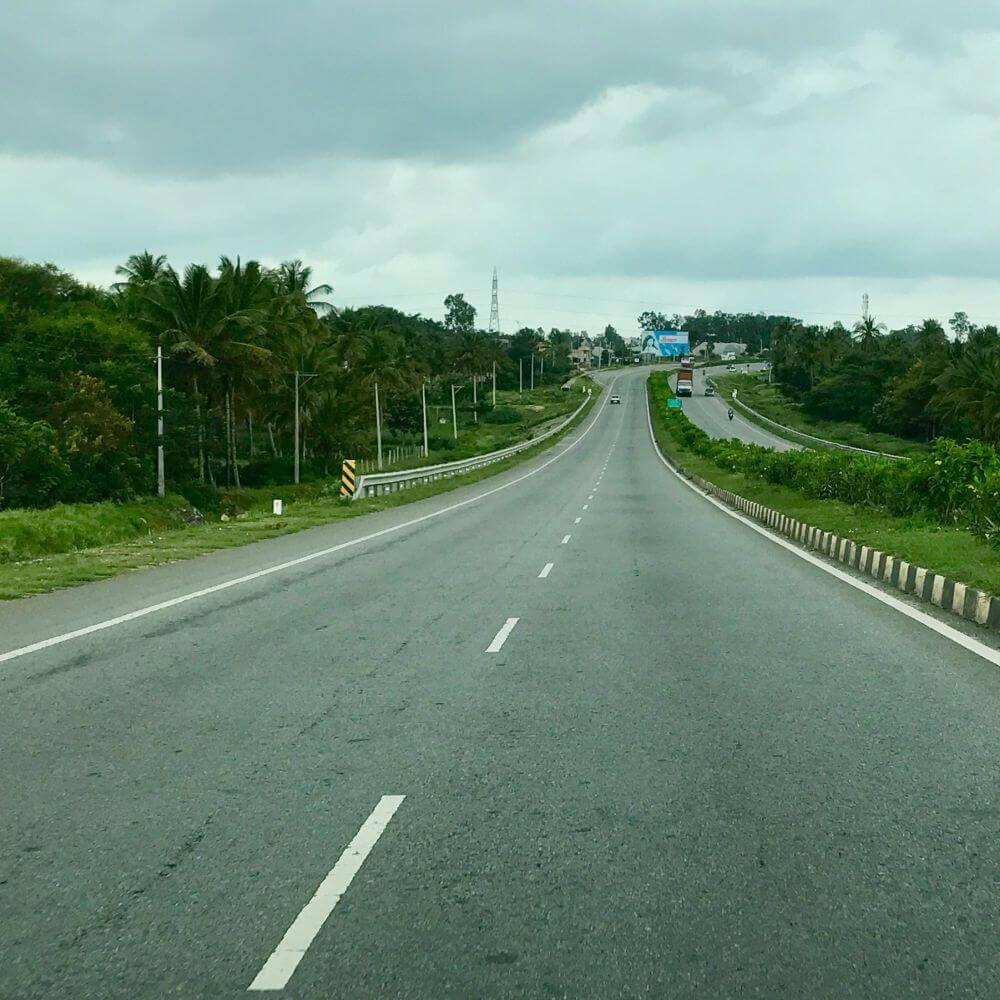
left=647, top=381, right=1000, bottom=597
left=0, top=384, right=599, bottom=600
left=359, top=383, right=588, bottom=473
left=711, top=374, right=931, bottom=457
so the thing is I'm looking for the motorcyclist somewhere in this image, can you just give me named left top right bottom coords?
left=727, top=408, right=734, bottom=421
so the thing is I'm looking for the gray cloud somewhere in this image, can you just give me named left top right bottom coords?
left=3, top=0, right=1000, bottom=329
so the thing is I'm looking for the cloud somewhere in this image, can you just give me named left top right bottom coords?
left=3, top=1, right=1000, bottom=332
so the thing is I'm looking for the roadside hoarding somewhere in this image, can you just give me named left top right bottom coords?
left=641, top=330, right=689, bottom=358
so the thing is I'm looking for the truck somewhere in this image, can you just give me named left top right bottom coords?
left=676, top=368, right=693, bottom=397
left=680, top=357, right=694, bottom=370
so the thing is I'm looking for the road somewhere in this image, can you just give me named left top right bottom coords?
left=670, top=363, right=799, bottom=451
left=3, top=368, right=1000, bottom=998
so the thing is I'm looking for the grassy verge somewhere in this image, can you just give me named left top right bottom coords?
left=711, top=374, right=930, bottom=457
left=648, top=376, right=1000, bottom=596
left=377, top=383, right=588, bottom=472
left=0, top=382, right=600, bottom=600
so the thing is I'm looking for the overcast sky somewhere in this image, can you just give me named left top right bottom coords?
left=3, top=0, right=1000, bottom=334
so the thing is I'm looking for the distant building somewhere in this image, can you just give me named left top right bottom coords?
left=571, top=337, right=594, bottom=366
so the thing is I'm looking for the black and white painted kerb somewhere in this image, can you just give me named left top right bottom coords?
left=688, top=475, right=1000, bottom=632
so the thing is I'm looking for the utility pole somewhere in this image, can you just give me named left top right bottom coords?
left=374, top=381, right=383, bottom=469
left=156, top=345, right=165, bottom=497
left=293, top=370, right=317, bottom=485
left=451, top=384, right=463, bottom=439
left=530, top=355, right=535, bottom=391
left=473, top=373, right=478, bottom=423
left=540, top=353, right=544, bottom=381
left=421, top=380, right=429, bottom=457
left=492, top=361, right=496, bottom=406
left=519, top=357, right=523, bottom=394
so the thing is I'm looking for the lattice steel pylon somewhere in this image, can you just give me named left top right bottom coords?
left=488, top=267, right=500, bottom=334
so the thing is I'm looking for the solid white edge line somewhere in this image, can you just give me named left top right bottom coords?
left=248, top=794, right=405, bottom=992
left=539, top=562, right=554, bottom=579
left=486, top=617, right=520, bottom=652
left=561, top=534, right=571, bottom=544
left=1, top=379, right=620, bottom=666
left=644, top=386, right=1000, bottom=667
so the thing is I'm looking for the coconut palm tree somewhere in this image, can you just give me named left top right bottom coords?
left=852, top=314, right=887, bottom=351
left=113, top=251, right=168, bottom=292
left=273, top=259, right=335, bottom=316
left=933, top=345, right=1000, bottom=445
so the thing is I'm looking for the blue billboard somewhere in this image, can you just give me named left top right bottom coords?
left=641, top=330, right=689, bottom=358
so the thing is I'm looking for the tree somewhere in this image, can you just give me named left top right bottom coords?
left=113, top=251, right=168, bottom=292
left=852, top=314, right=887, bottom=351
left=933, top=344, right=1000, bottom=445
left=949, top=311, right=971, bottom=343
left=0, top=400, right=66, bottom=508
left=444, top=293, right=476, bottom=336
left=637, top=310, right=671, bottom=332
left=273, top=259, right=335, bottom=316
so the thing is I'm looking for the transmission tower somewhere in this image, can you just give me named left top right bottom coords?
left=488, top=267, right=500, bottom=334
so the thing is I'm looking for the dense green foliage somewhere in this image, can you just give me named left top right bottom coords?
left=768, top=314, right=1000, bottom=445
left=0, top=255, right=591, bottom=509
left=637, top=305, right=999, bottom=446
left=650, top=373, right=999, bottom=546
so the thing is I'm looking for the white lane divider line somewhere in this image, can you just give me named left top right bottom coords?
left=582, top=504, right=589, bottom=510
left=248, top=795, right=405, bottom=992
left=539, top=562, right=554, bottom=579
left=561, top=534, right=571, bottom=544
left=588, top=494, right=594, bottom=500
left=574, top=517, right=582, bottom=524
left=0, top=376, right=623, bottom=667
left=486, top=617, right=520, bottom=652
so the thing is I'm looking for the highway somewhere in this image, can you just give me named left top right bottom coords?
left=3, top=367, right=1000, bottom=998
left=670, top=363, right=799, bottom=451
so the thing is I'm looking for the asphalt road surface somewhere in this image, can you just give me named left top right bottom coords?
left=671, top=363, right=799, bottom=451
left=3, top=368, right=1000, bottom=998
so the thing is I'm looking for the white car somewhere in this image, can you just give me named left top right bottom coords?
left=610, top=394, right=621, bottom=404
left=726, top=364, right=736, bottom=372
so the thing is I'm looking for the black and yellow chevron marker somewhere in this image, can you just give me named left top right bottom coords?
left=340, top=459, right=357, bottom=497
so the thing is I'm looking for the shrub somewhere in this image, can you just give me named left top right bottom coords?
left=483, top=405, right=522, bottom=425
left=649, top=373, right=999, bottom=546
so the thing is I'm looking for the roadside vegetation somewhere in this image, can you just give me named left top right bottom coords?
left=648, top=373, right=1000, bottom=596
left=0, top=383, right=597, bottom=598
left=766, top=312, right=1000, bottom=447
left=711, top=374, right=929, bottom=457
left=0, top=255, right=598, bottom=510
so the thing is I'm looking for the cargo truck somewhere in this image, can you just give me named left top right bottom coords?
left=676, top=368, right=693, bottom=396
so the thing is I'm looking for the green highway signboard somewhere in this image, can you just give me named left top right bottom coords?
left=667, top=398, right=682, bottom=409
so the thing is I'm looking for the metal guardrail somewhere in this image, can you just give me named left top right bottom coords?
left=352, top=395, right=592, bottom=499
left=714, top=381, right=907, bottom=461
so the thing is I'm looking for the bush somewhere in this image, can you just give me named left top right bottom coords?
left=483, top=405, right=522, bottom=425
left=649, top=373, right=1000, bottom=546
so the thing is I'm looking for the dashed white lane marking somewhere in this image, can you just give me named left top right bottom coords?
left=574, top=517, right=582, bottom=524
left=486, top=617, right=520, bottom=652
left=0, top=378, right=622, bottom=666
left=561, top=535, right=571, bottom=544
left=643, top=388, right=1000, bottom=668
left=539, top=563, right=554, bottom=579
left=582, top=504, right=589, bottom=510
left=248, top=795, right=405, bottom=991
left=588, top=494, right=594, bottom=500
